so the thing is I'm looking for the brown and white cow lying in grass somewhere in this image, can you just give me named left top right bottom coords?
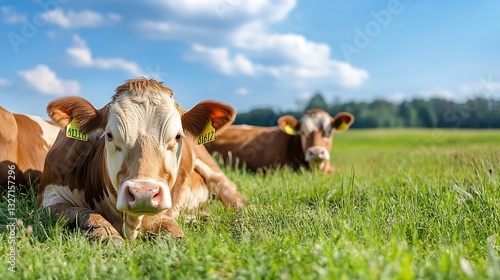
left=1, top=106, right=60, bottom=192
left=205, top=109, right=354, bottom=174
left=37, top=78, right=245, bottom=244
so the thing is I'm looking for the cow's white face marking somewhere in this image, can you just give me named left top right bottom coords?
left=300, top=112, right=333, bottom=137
left=104, top=91, right=183, bottom=213
left=299, top=111, right=333, bottom=164
left=104, top=113, right=126, bottom=190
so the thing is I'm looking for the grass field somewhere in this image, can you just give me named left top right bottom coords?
left=1, top=129, right=500, bottom=279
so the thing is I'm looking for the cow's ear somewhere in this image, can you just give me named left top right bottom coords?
left=181, top=100, right=236, bottom=136
left=278, top=115, right=300, bottom=136
left=47, top=96, right=108, bottom=133
left=331, top=112, right=355, bottom=132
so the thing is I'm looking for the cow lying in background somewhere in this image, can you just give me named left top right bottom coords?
left=37, top=78, right=245, bottom=244
left=205, top=109, right=354, bottom=174
left=0, top=106, right=60, bottom=192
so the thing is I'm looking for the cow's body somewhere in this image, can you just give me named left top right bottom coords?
left=205, top=109, right=355, bottom=173
left=207, top=125, right=307, bottom=171
left=37, top=78, right=245, bottom=243
left=0, top=106, right=60, bottom=191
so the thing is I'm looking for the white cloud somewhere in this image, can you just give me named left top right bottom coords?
left=146, top=0, right=295, bottom=22
left=188, top=39, right=368, bottom=88
left=42, top=8, right=121, bottom=29
left=137, top=20, right=224, bottom=44
left=1, top=6, right=26, bottom=23
left=136, top=0, right=368, bottom=90
left=187, top=44, right=255, bottom=76
left=18, top=65, right=79, bottom=96
left=135, top=0, right=296, bottom=42
left=67, top=35, right=145, bottom=76
left=0, top=78, right=10, bottom=87
left=419, top=87, right=455, bottom=100
left=235, top=87, right=249, bottom=96
left=231, top=23, right=368, bottom=87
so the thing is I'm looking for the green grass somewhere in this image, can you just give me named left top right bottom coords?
left=2, top=129, right=500, bottom=279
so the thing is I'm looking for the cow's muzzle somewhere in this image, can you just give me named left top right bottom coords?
left=116, top=180, right=171, bottom=215
left=305, top=146, right=330, bottom=163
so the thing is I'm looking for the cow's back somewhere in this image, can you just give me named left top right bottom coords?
left=0, top=106, right=60, bottom=191
left=205, top=125, right=304, bottom=171
left=0, top=107, right=19, bottom=190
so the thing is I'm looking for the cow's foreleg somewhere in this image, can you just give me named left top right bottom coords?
left=194, top=158, right=246, bottom=210
left=141, top=213, right=185, bottom=238
left=321, top=162, right=339, bottom=174
left=210, top=180, right=246, bottom=209
left=49, top=203, right=124, bottom=245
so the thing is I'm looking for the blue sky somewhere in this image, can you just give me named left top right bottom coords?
left=1, top=0, right=499, bottom=117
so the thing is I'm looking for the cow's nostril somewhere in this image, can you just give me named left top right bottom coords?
left=151, top=188, right=162, bottom=204
left=126, top=186, right=135, bottom=203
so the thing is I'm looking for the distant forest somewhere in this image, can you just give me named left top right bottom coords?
left=234, top=93, right=500, bottom=129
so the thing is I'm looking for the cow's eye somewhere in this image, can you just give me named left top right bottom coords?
left=175, top=133, right=182, bottom=142
left=106, top=132, right=113, bottom=142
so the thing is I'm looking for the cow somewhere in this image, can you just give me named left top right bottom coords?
left=37, top=78, right=245, bottom=244
left=205, top=109, right=354, bottom=174
left=0, top=106, right=60, bottom=192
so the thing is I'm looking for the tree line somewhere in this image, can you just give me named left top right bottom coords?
left=234, top=93, right=500, bottom=128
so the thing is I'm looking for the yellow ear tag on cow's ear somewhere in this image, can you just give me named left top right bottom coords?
left=66, top=118, right=88, bottom=141
left=197, top=120, right=216, bottom=145
left=284, top=124, right=297, bottom=136
left=337, top=120, right=348, bottom=131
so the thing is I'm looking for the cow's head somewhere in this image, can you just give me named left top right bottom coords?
left=47, top=78, right=235, bottom=216
left=277, top=109, right=354, bottom=170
